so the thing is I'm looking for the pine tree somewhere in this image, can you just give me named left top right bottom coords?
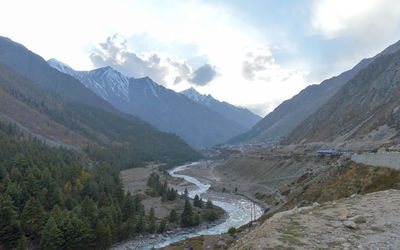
left=180, top=199, right=193, bottom=227
left=20, top=198, right=47, bottom=238
left=148, top=207, right=156, bottom=233
left=40, top=216, right=64, bottom=250
left=122, top=192, right=135, bottom=220
left=135, top=214, right=144, bottom=233
left=0, top=195, right=22, bottom=249
left=158, top=218, right=167, bottom=233
left=193, top=194, right=203, bottom=208
left=95, top=219, right=112, bottom=249
left=16, top=234, right=28, bottom=250
left=193, top=211, right=200, bottom=226
left=169, top=209, right=178, bottom=223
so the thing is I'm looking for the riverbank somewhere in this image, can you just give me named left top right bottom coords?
left=112, top=162, right=263, bottom=249
left=110, top=213, right=228, bottom=250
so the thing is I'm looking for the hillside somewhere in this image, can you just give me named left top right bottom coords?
left=48, top=59, right=247, bottom=149
left=285, top=47, right=400, bottom=147
left=230, top=39, right=400, bottom=144
left=0, top=61, right=200, bottom=169
left=0, top=36, right=118, bottom=114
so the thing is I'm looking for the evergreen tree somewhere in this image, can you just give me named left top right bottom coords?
left=122, top=192, right=136, bottom=220
left=169, top=209, right=178, bottom=223
left=193, top=211, right=200, bottom=226
left=81, top=196, right=96, bottom=222
left=40, top=216, right=64, bottom=250
left=148, top=207, right=156, bottom=233
left=183, top=188, right=189, bottom=198
left=180, top=199, right=193, bottom=227
left=16, top=234, right=28, bottom=250
left=135, top=214, right=144, bottom=233
left=95, top=219, right=112, bottom=249
left=0, top=195, right=22, bottom=249
left=193, top=194, right=203, bottom=208
left=20, top=198, right=47, bottom=238
left=158, top=218, right=167, bottom=233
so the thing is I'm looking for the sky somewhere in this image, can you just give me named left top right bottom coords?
left=2, top=0, right=400, bottom=116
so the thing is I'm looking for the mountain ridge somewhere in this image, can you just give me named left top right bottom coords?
left=180, top=87, right=261, bottom=129
left=230, top=39, right=400, bottom=145
left=284, top=47, right=400, bottom=147
left=49, top=59, right=247, bottom=149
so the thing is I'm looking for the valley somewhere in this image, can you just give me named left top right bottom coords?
left=2, top=6, right=400, bottom=249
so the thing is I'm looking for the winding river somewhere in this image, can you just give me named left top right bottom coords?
left=113, top=162, right=263, bottom=249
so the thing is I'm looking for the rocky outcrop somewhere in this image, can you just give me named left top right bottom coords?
left=233, top=189, right=400, bottom=249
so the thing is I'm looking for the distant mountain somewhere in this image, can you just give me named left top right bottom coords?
left=48, top=59, right=247, bottom=149
left=230, top=39, right=400, bottom=144
left=0, top=60, right=200, bottom=168
left=0, top=37, right=200, bottom=168
left=285, top=47, right=400, bottom=147
left=180, top=87, right=261, bottom=129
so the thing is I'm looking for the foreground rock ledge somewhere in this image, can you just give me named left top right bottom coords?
left=233, top=189, right=400, bottom=249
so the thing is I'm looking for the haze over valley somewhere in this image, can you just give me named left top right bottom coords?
left=2, top=1, right=400, bottom=249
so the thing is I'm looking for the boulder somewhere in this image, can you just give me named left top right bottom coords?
left=343, top=221, right=357, bottom=229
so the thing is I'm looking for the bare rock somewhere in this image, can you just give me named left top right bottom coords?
left=338, top=215, right=347, bottom=221
left=350, top=215, right=366, bottom=224
left=312, top=202, right=320, bottom=208
left=338, top=208, right=350, bottom=217
left=343, top=221, right=357, bottom=229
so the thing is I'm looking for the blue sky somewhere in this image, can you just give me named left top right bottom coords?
left=1, top=0, right=400, bottom=116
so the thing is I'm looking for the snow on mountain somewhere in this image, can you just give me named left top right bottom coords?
left=48, top=59, right=130, bottom=101
left=181, top=87, right=261, bottom=129
left=48, top=59, right=247, bottom=149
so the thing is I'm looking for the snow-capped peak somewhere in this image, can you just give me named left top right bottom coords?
left=47, top=58, right=76, bottom=76
left=181, top=87, right=214, bottom=104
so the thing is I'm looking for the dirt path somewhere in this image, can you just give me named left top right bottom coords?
left=233, top=189, right=400, bottom=249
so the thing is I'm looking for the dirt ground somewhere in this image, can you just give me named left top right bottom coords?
left=120, top=165, right=188, bottom=218
left=233, top=189, right=400, bottom=249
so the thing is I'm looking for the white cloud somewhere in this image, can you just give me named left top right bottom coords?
left=0, top=0, right=312, bottom=116
left=90, top=35, right=194, bottom=87
left=311, top=0, right=400, bottom=40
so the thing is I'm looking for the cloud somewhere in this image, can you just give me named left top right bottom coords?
left=90, top=36, right=193, bottom=86
left=189, top=64, right=217, bottom=86
left=90, top=36, right=218, bottom=87
left=241, top=46, right=302, bottom=83
left=242, top=49, right=275, bottom=81
left=311, top=0, right=400, bottom=40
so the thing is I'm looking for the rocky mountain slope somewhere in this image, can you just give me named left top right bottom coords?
left=48, top=59, right=247, bottom=149
left=234, top=189, right=400, bottom=249
left=285, top=46, right=400, bottom=147
left=0, top=39, right=200, bottom=169
left=180, top=87, right=261, bottom=129
left=231, top=39, right=400, bottom=144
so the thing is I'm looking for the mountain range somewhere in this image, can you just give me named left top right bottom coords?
left=48, top=59, right=258, bottom=149
left=180, top=87, right=261, bottom=129
left=0, top=36, right=200, bottom=168
left=231, top=39, right=400, bottom=145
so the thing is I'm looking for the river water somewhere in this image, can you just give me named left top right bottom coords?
left=113, top=162, right=263, bottom=249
